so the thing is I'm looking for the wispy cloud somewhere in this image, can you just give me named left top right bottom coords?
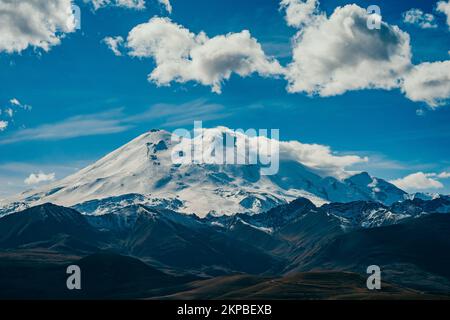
left=0, top=100, right=229, bottom=145
left=0, top=108, right=130, bottom=145
left=350, top=153, right=436, bottom=172
left=129, top=99, right=231, bottom=127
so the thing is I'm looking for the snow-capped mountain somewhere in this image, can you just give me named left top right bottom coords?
left=405, top=192, right=442, bottom=201
left=0, top=128, right=407, bottom=217
left=321, top=201, right=410, bottom=229
left=342, top=172, right=407, bottom=205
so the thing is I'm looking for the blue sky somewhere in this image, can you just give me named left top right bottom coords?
left=0, top=0, right=450, bottom=198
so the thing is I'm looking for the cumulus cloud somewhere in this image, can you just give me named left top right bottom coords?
left=103, top=36, right=124, bottom=56
left=24, top=172, right=56, bottom=185
left=437, top=0, right=450, bottom=29
left=280, top=0, right=321, bottom=28
left=126, top=17, right=284, bottom=93
left=279, top=2, right=450, bottom=108
left=390, top=172, right=444, bottom=191
left=402, top=61, right=450, bottom=107
left=175, top=127, right=368, bottom=178
left=403, top=8, right=437, bottom=29
left=284, top=4, right=412, bottom=97
left=0, top=121, right=8, bottom=132
left=158, top=0, right=172, bottom=14
left=85, top=0, right=145, bottom=10
left=0, top=0, right=76, bottom=53
left=390, top=171, right=450, bottom=191
left=277, top=139, right=368, bottom=178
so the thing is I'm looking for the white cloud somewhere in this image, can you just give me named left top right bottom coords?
left=390, top=172, right=444, bottom=191
left=176, top=126, right=368, bottom=179
left=9, top=98, right=32, bottom=110
left=85, top=0, right=172, bottom=13
left=10, top=98, right=20, bottom=106
left=0, top=98, right=32, bottom=133
left=0, top=121, right=8, bottom=132
left=402, top=61, right=450, bottom=107
left=437, top=0, right=450, bottom=29
left=284, top=4, right=412, bottom=97
left=0, top=0, right=76, bottom=53
left=416, top=109, right=425, bottom=116
left=126, top=17, right=284, bottom=93
left=279, top=2, right=450, bottom=108
left=103, top=36, right=124, bottom=56
left=437, top=171, right=450, bottom=178
left=85, top=0, right=145, bottom=10
left=280, top=0, right=321, bottom=28
left=0, top=161, right=91, bottom=199
left=403, top=8, right=437, bottom=29
left=278, top=139, right=368, bottom=178
left=158, top=0, right=172, bottom=14
left=4, top=108, right=13, bottom=118
left=24, top=172, right=56, bottom=185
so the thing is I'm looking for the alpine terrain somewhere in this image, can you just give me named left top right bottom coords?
left=0, top=129, right=449, bottom=299
left=0, top=128, right=406, bottom=217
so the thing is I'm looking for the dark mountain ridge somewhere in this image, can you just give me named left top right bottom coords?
left=0, top=196, right=450, bottom=298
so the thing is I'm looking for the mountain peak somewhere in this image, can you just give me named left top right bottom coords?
left=130, top=129, right=172, bottom=145
left=0, top=203, right=96, bottom=249
left=346, top=172, right=372, bottom=185
left=1, top=129, right=409, bottom=217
